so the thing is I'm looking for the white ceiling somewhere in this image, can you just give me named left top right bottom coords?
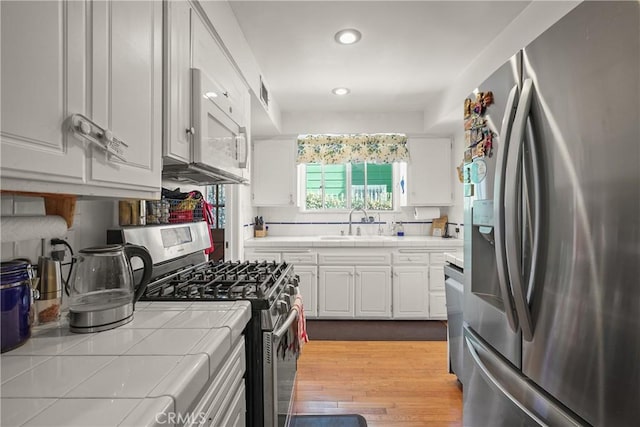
left=229, top=1, right=531, bottom=114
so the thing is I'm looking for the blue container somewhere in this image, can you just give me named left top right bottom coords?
left=1, top=261, right=33, bottom=353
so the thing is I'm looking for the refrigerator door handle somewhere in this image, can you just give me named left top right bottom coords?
left=493, top=84, right=520, bottom=334
left=505, top=78, right=535, bottom=341
left=465, top=326, right=585, bottom=427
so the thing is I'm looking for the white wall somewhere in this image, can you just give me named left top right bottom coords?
left=421, top=0, right=582, bottom=239
left=281, top=111, right=424, bottom=135
left=426, top=0, right=581, bottom=130
left=1, top=196, right=117, bottom=312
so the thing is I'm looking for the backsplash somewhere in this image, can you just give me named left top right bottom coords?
left=249, top=206, right=463, bottom=239
left=1, top=197, right=117, bottom=265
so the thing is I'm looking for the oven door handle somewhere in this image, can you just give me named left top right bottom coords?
left=272, top=306, right=300, bottom=343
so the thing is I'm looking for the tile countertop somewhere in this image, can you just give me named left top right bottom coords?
left=0, top=301, right=251, bottom=427
left=444, top=252, right=464, bottom=269
left=245, top=235, right=463, bottom=248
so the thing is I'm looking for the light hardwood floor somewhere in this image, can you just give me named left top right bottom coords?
left=293, top=341, right=463, bottom=427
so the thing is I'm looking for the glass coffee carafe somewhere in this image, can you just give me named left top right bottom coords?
left=68, top=244, right=152, bottom=333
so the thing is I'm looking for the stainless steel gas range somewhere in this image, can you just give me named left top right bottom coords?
left=108, top=222, right=300, bottom=427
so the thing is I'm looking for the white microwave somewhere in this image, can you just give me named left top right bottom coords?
left=162, top=68, right=248, bottom=185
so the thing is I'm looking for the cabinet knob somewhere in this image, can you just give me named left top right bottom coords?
left=223, top=91, right=229, bottom=98
left=229, top=106, right=233, bottom=114
left=186, top=127, right=195, bottom=135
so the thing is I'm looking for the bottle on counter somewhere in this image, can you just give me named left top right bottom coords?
left=396, top=221, right=405, bottom=237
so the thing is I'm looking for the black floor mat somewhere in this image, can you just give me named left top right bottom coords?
left=290, top=414, right=368, bottom=427
left=306, top=319, right=447, bottom=340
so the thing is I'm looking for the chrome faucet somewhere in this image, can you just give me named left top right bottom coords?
left=348, top=207, right=368, bottom=235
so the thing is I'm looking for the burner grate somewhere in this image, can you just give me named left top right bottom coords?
left=142, top=260, right=290, bottom=302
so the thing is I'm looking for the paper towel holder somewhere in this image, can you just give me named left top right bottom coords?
left=1, top=191, right=76, bottom=228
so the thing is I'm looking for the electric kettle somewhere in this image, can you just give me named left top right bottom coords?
left=68, top=244, right=152, bottom=333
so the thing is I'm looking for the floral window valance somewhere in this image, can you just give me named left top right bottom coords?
left=296, top=133, right=410, bottom=164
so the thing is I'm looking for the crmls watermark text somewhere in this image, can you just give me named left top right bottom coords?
left=155, top=412, right=208, bottom=425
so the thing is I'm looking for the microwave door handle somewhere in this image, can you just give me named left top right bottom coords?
left=505, top=78, right=535, bottom=341
left=237, top=127, right=248, bottom=168
left=493, top=84, right=520, bottom=334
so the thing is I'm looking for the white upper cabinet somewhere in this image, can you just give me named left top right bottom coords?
left=0, top=1, right=86, bottom=186
left=191, top=9, right=247, bottom=127
left=252, top=139, right=297, bottom=206
left=163, top=0, right=251, bottom=183
left=0, top=0, right=162, bottom=198
left=405, top=137, right=453, bottom=206
left=164, top=0, right=193, bottom=163
left=89, top=0, right=162, bottom=192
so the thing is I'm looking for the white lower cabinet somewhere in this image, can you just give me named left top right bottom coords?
left=318, top=265, right=392, bottom=319
left=429, top=293, right=447, bottom=319
left=294, top=265, right=318, bottom=318
left=244, top=249, right=281, bottom=263
left=393, top=266, right=430, bottom=319
left=318, top=266, right=354, bottom=318
left=188, top=338, right=245, bottom=427
left=244, top=244, right=461, bottom=320
left=355, top=266, right=392, bottom=318
left=428, top=255, right=447, bottom=320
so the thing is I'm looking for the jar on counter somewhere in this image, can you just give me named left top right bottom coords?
left=1, top=261, right=34, bottom=352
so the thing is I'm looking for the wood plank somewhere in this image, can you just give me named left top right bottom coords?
left=293, top=340, right=462, bottom=425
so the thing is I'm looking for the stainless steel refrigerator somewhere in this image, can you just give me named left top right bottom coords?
left=463, top=2, right=639, bottom=426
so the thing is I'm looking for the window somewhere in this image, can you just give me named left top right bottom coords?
left=304, top=162, right=394, bottom=211
left=205, top=185, right=226, bottom=228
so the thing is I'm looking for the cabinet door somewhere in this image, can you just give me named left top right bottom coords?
left=164, top=0, right=192, bottom=163
left=429, top=265, right=446, bottom=291
left=252, top=139, right=296, bottom=206
left=0, top=1, right=86, bottom=188
left=244, top=250, right=281, bottom=263
left=355, top=266, right=391, bottom=318
left=393, top=266, right=430, bottom=319
left=89, top=0, right=162, bottom=191
left=191, top=11, right=246, bottom=125
left=406, top=137, right=453, bottom=206
left=318, top=267, right=354, bottom=318
left=429, top=293, right=447, bottom=319
left=294, top=265, right=318, bottom=318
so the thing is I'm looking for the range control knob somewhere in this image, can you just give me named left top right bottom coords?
left=283, top=294, right=292, bottom=306
left=277, top=300, right=289, bottom=315
left=286, top=284, right=296, bottom=296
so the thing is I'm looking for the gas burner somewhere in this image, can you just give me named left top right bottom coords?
left=142, top=260, right=291, bottom=304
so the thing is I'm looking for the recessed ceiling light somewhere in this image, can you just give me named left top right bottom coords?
left=335, top=29, right=361, bottom=45
left=332, top=87, right=350, bottom=96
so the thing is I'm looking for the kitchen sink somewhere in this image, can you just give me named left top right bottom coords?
left=318, top=235, right=391, bottom=240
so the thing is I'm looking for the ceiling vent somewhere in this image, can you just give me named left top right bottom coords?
left=259, top=76, right=269, bottom=108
